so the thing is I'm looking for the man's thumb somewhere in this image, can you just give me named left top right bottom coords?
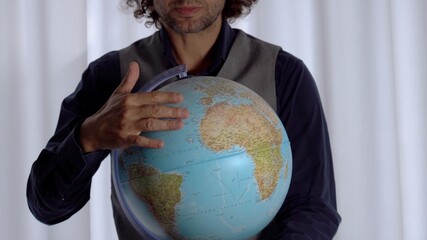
left=114, top=61, right=140, bottom=94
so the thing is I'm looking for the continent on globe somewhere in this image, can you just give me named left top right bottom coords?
left=128, top=164, right=183, bottom=239
left=200, top=102, right=284, bottom=200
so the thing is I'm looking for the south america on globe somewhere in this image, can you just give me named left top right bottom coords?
left=112, top=76, right=292, bottom=240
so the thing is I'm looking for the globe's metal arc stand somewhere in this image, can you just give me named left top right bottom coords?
left=112, top=65, right=189, bottom=240
left=138, top=64, right=188, bottom=92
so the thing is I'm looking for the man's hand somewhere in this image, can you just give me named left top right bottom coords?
left=79, top=62, right=189, bottom=152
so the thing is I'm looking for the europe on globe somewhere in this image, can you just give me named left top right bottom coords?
left=112, top=76, right=292, bottom=240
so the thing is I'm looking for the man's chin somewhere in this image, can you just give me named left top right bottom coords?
left=168, top=22, right=210, bottom=34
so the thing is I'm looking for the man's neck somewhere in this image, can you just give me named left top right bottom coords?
left=164, top=17, right=222, bottom=74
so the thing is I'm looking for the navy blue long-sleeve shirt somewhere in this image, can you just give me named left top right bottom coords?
left=27, top=23, right=341, bottom=239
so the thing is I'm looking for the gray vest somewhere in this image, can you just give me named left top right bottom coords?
left=112, top=30, right=281, bottom=239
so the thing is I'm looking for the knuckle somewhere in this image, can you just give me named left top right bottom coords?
left=113, top=124, right=131, bottom=143
left=170, top=119, right=183, bottom=129
left=143, top=118, right=156, bottom=131
left=116, top=129, right=129, bottom=140
left=116, top=106, right=130, bottom=120
left=119, top=95, right=131, bottom=106
left=150, top=104, right=162, bottom=117
left=149, top=92, right=162, bottom=102
left=146, top=139, right=155, bottom=148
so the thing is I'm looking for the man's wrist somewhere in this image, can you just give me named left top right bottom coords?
left=78, top=118, right=98, bottom=153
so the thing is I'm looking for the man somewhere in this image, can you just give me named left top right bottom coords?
left=27, top=0, right=341, bottom=239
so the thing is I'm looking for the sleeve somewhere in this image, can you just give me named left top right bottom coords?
left=26, top=51, right=121, bottom=225
left=259, top=51, right=341, bottom=239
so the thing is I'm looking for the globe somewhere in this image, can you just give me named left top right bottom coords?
left=112, top=76, right=292, bottom=240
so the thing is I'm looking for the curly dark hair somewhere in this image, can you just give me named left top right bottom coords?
left=125, top=0, right=258, bottom=28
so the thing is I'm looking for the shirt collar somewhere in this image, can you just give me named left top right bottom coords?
left=159, top=21, right=236, bottom=76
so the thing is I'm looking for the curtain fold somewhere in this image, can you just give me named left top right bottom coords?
left=1, top=0, right=426, bottom=239
left=390, top=1, right=427, bottom=239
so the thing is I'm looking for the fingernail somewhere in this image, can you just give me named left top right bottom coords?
left=181, top=109, right=189, bottom=118
left=156, top=140, right=164, bottom=148
left=176, top=120, right=184, bottom=129
left=174, top=93, right=184, bottom=102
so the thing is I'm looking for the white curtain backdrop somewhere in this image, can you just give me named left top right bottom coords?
left=1, top=0, right=426, bottom=239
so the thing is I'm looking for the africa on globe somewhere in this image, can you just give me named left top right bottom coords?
left=112, top=76, right=292, bottom=240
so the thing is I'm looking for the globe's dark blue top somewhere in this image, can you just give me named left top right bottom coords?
left=27, top=22, right=341, bottom=239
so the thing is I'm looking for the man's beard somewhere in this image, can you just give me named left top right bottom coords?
left=162, top=11, right=222, bottom=34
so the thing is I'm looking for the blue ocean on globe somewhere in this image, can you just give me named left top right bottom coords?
left=112, top=76, right=292, bottom=240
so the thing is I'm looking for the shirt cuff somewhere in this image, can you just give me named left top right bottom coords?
left=57, top=122, right=110, bottom=186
